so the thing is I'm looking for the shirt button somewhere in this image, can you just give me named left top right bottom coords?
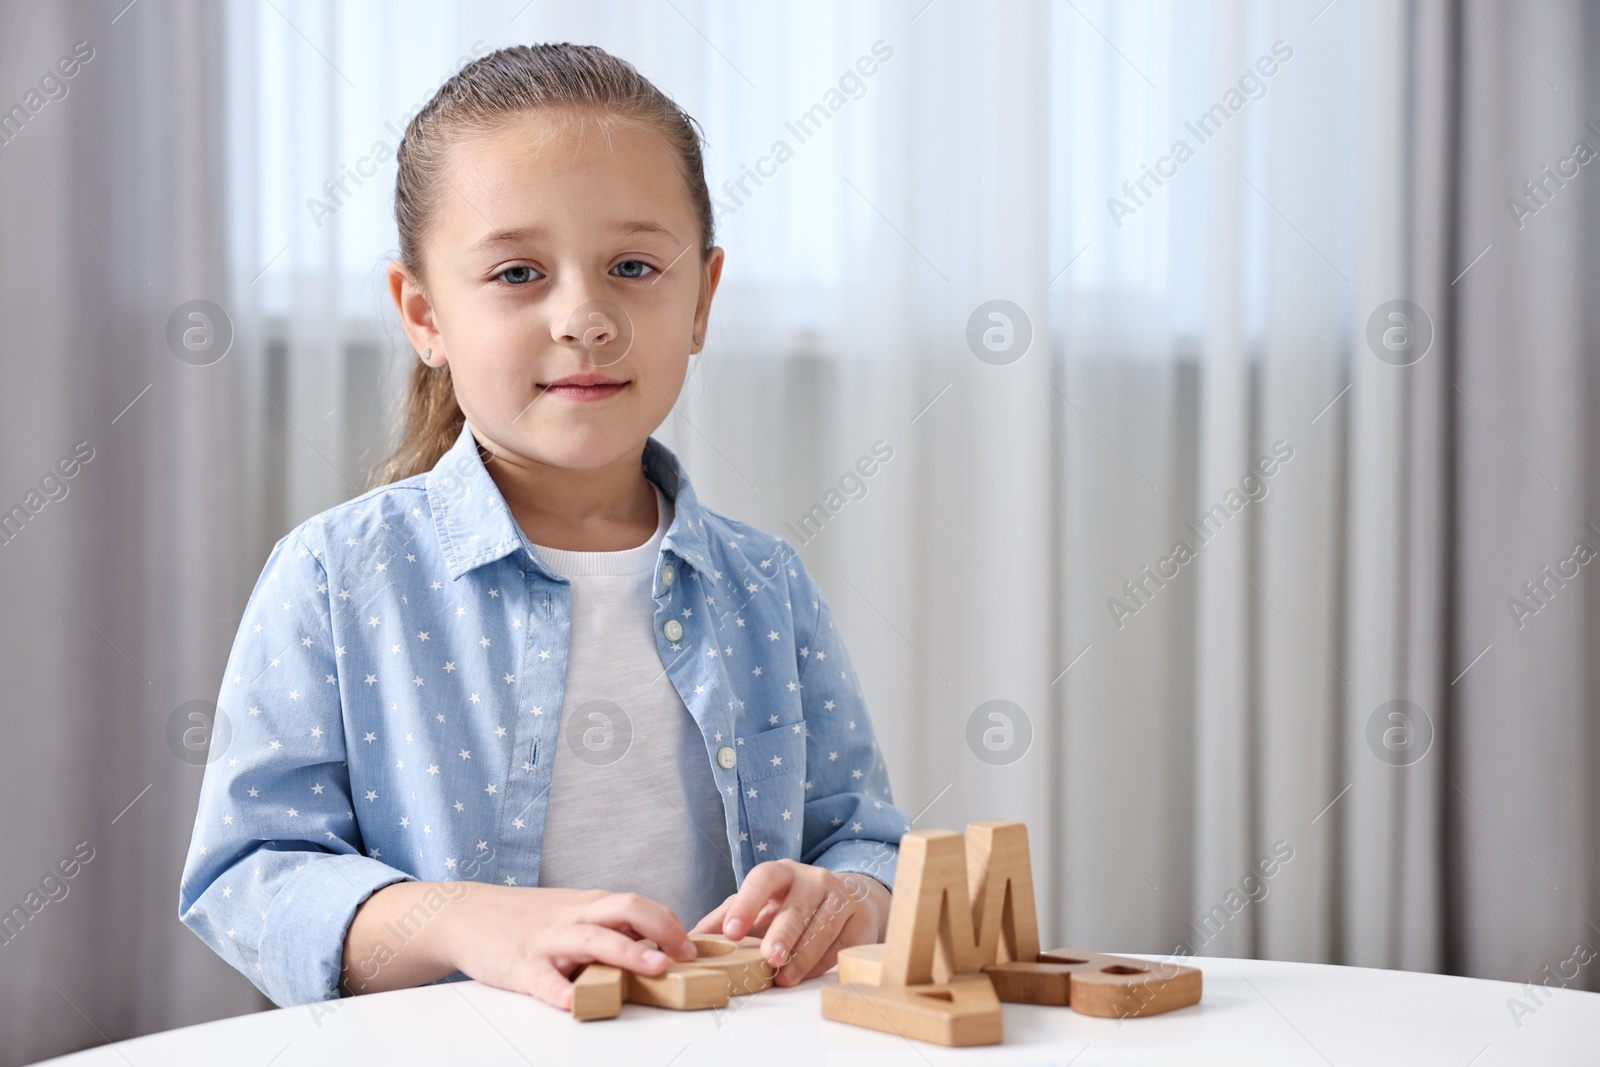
left=662, top=562, right=675, bottom=587
left=717, top=746, right=737, bottom=769
left=664, top=619, right=683, bottom=641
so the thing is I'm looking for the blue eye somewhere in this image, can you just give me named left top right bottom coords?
left=612, top=259, right=657, bottom=280
left=495, top=265, right=538, bottom=286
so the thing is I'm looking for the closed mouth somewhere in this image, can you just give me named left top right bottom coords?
left=539, top=376, right=628, bottom=401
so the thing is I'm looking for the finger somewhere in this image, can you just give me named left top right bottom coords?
left=700, top=896, right=781, bottom=939
left=720, top=861, right=795, bottom=942
left=770, top=885, right=850, bottom=984
left=501, top=936, right=664, bottom=1014
left=689, top=896, right=732, bottom=935
left=524, top=960, right=577, bottom=1012
left=775, top=886, right=851, bottom=984
left=793, top=903, right=874, bottom=985
left=762, top=879, right=829, bottom=974
left=692, top=899, right=772, bottom=937
left=745, top=895, right=784, bottom=937
left=550, top=922, right=679, bottom=976
left=579, top=892, right=696, bottom=960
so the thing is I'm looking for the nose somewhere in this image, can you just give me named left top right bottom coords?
left=552, top=272, right=608, bottom=344
left=560, top=304, right=621, bottom=350
left=550, top=273, right=634, bottom=368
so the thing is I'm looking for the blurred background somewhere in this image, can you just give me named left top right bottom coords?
left=3, top=0, right=1599, bottom=1061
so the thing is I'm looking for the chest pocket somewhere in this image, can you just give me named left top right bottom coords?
left=736, top=721, right=807, bottom=860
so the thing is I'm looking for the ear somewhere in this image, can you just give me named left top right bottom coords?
left=388, top=259, right=447, bottom=366
left=691, top=246, right=725, bottom=354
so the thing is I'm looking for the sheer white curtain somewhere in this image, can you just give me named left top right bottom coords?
left=225, top=0, right=1423, bottom=967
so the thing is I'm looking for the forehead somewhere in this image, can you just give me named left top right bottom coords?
left=435, top=108, right=694, bottom=249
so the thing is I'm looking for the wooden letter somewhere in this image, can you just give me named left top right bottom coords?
left=571, top=934, right=773, bottom=1020
left=823, top=829, right=1004, bottom=1046
left=570, top=963, right=624, bottom=1020
left=880, top=829, right=981, bottom=986
left=965, top=819, right=1041, bottom=966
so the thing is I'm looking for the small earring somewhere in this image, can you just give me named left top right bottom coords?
left=692, top=333, right=701, bottom=345
left=422, top=346, right=431, bottom=364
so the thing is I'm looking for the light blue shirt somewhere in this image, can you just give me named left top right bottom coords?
left=178, top=420, right=908, bottom=1007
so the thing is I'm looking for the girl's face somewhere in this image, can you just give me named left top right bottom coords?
left=391, top=109, right=722, bottom=474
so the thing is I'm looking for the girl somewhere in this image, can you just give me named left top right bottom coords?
left=178, top=42, right=909, bottom=1013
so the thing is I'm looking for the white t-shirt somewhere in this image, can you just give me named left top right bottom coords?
left=530, top=482, right=738, bottom=927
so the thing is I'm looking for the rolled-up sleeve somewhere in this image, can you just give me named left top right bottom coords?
left=785, top=542, right=909, bottom=892
left=178, top=524, right=415, bottom=1007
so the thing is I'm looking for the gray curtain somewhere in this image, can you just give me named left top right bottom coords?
left=1447, top=0, right=1600, bottom=980
left=0, top=3, right=269, bottom=1065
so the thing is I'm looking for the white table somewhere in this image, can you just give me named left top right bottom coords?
left=31, top=955, right=1599, bottom=1065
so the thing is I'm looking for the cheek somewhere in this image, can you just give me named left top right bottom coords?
left=445, top=353, right=520, bottom=419
left=633, top=334, right=689, bottom=384
left=446, top=316, right=538, bottom=390
left=620, top=304, right=693, bottom=383
left=633, top=347, right=691, bottom=421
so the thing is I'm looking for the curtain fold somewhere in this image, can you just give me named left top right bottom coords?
left=1451, top=0, right=1597, bottom=982
left=1340, top=0, right=1413, bottom=972
left=1395, top=0, right=1457, bottom=975
left=1253, top=2, right=1355, bottom=966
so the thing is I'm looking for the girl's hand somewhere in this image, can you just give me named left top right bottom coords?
left=689, top=860, right=891, bottom=986
left=440, top=883, right=699, bottom=1011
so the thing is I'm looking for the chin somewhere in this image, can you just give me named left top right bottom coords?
left=520, top=426, right=641, bottom=471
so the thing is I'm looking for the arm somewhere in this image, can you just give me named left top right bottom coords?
left=338, top=880, right=462, bottom=996
left=178, top=526, right=417, bottom=1006
left=346, top=880, right=700, bottom=1007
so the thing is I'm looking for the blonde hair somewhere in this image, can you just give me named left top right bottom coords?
left=366, top=43, right=716, bottom=489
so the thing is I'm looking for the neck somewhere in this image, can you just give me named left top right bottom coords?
left=476, top=433, right=659, bottom=552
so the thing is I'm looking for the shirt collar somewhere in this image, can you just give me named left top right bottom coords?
left=425, top=419, right=714, bottom=582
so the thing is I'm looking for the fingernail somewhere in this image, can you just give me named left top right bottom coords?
left=643, top=949, right=669, bottom=967
left=678, top=938, right=697, bottom=958
left=725, top=918, right=743, bottom=939
left=770, top=941, right=789, bottom=966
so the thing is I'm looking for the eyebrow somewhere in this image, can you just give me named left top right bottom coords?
left=468, top=220, right=679, bottom=252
